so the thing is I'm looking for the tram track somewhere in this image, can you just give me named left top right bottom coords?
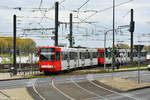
left=32, top=78, right=46, bottom=100
left=86, top=76, right=138, bottom=100
left=51, top=79, right=75, bottom=100
left=28, top=71, right=150, bottom=100
left=71, top=76, right=110, bottom=100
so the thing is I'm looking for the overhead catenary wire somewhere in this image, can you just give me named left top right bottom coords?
left=77, top=0, right=90, bottom=11
left=0, top=0, right=137, bottom=47
left=80, top=0, right=134, bottom=23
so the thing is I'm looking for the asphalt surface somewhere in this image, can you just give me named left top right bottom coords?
left=0, top=70, right=150, bottom=100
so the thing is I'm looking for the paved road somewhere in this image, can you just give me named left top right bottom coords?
left=0, top=70, right=150, bottom=100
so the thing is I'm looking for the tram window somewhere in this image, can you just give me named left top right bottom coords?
left=74, top=52, right=77, bottom=59
left=92, top=52, right=94, bottom=58
left=92, top=52, right=97, bottom=58
left=70, top=52, right=75, bottom=60
left=85, top=52, right=87, bottom=59
left=87, top=52, right=90, bottom=59
left=84, top=52, right=89, bottom=59
left=100, top=52, right=104, bottom=58
left=81, top=52, right=86, bottom=59
left=40, top=48, right=55, bottom=61
left=90, top=52, right=93, bottom=58
left=69, top=52, right=72, bottom=60
left=80, top=52, right=82, bottom=59
left=73, top=52, right=75, bottom=59
left=56, top=51, right=60, bottom=61
left=65, top=52, right=68, bottom=60
left=62, top=52, right=67, bottom=60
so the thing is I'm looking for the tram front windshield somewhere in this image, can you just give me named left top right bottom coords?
left=40, top=48, right=55, bottom=61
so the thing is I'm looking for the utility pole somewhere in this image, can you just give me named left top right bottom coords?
left=112, top=0, right=115, bottom=79
left=13, top=15, right=17, bottom=75
left=130, top=9, right=135, bottom=64
left=55, top=2, right=59, bottom=46
left=70, top=13, right=73, bottom=48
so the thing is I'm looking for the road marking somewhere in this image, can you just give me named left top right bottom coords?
left=82, top=96, right=101, bottom=100
left=27, top=79, right=37, bottom=87
left=51, top=79, right=75, bottom=100
left=0, top=91, right=11, bottom=100
left=87, top=77, right=137, bottom=100
left=32, top=79, right=46, bottom=100
left=71, top=76, right=110, bottom=100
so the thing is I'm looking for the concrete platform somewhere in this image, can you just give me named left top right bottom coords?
left=98, top=77, right=150, bottom=92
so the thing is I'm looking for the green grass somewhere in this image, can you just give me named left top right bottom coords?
left=0, top=54, right=29, bottom=57
left=0, top=54, right=11, bottom=57
left=0, top=69, right=10, bottom=73
left=26, top=67, right=148, bottom=79
left=120, top=64, right=147, bottom=69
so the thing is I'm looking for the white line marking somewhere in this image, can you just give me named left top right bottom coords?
left=71, top=76, right=110, bottom=100
left=82, top=96, right=101, bottom=100
left=87, top=77, right=137, bottom=100
left=51, top=79, right=75, bottom=100
left=32, top=79, right=46, bottom=100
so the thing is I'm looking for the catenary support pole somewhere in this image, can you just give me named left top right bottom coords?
left=55, top=2, right=59, bottom=46
left=13, top=15, right=17, bottom=75
left=70, top=13, right=73, bottom=48
left=112, top=0, right=115, bottom=79
left=130, top=9, right=134, bottom=63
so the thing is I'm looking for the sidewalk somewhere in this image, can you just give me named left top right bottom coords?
left=0, top=73, right=25, bottom=81
left=98, top=77, right=150, bottom=92
left=0, top=88, right=34, bottom=100
left=0, top=67, right=148, bottom=81
left=0, top=71, right=42, bottom=81
left=97, top=67, right=150, bottom=92
left=118, top=67, right=147, bottom=71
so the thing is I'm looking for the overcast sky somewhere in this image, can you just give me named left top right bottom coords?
left=0, top=0, right=150, bottom=48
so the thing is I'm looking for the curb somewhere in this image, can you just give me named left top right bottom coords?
left=125, top=85, right=150, bottom=92
left=95, top=80, right=150, bottom=93
left=0, top=77, right=31, bottom=81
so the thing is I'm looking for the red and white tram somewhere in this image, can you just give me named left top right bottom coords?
left=38, top=46, right=147, bottom=75
left=39, top=47, right=100, bottom=74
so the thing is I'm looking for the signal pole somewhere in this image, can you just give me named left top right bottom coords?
left=130, top=9, right=135, bottom=63
left=13, top=15, right=17, bottom=75
left=55, top=2, right=59, bottom=46
left=70, top=13, right=73, bottom=48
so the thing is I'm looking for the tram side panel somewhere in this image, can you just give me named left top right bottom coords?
left=61, top=51, right=69, bottom=70
left=61, top=48, right=79, bottom=70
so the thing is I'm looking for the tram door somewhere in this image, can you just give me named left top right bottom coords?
left=81, top=52, right=85, bottom=67
left=90, top=52, right=93, bottom=66
left=67, top=52, right=70, bottom=69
